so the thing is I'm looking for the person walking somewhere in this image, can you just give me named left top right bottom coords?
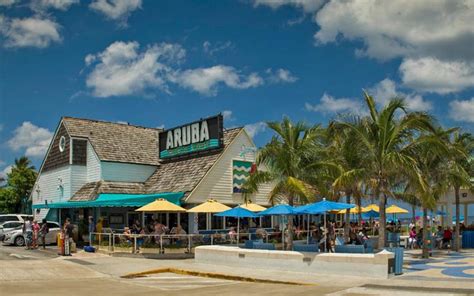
left=88, top=216, right=95, bottom=244
left=32, top=220, right=40, bottom=249
left=39, top=219, right=49, bottom=249
left=22, top=217, right=33, bottom=250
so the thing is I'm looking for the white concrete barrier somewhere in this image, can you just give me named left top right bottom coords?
left=195, top=246, right=394, bottom=279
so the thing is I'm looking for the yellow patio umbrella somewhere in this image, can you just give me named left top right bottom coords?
left=135, top=198, right=186, bottom=212
left=363, top=204, right=380, bottom=212
left=239, top=202, right=267, bottom=212
left=337, top=206, right=366, bottom=214
left=187, top=199, right=231, bottom=213
left=386, top=205, right=408, bottom=214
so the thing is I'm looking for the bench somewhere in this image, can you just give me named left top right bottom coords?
left=335, top=244, right=366, bottom=253
left=293, top=244, right=319, bottom=252
left=243, top=239, right=263, bottom=249
left=252, top=242, right=275, bottom=250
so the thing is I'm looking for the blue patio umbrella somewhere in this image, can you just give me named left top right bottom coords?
left=258, top=204, right=296, bottom=216
left=216, top=207, right=259, bottom=244
left=294, top=198, right=355, bottom=250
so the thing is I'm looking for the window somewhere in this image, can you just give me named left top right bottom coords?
left=0, top=216, right=19, bottom=223
left=59, top=136, right=66, bottom=152
left=47, top=222, right=60, bottom=229
left=3, top=222, right=22, bottom=229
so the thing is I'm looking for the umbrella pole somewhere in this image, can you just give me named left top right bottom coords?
left=237, top=218, right=240, bottom=245
left=307, top=214, right=310, bottom=244
left=282, top=216, right=285, bottom=250
left=324, top=212, right=327, bottom=252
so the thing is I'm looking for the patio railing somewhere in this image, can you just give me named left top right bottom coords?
left=88, top=230, right=329, bottom=254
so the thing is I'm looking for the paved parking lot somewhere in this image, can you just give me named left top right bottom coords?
left=1, top=244, right=474, bottom=295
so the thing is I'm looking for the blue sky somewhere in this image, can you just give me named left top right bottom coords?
left=1, top=0, right=473, bottom=175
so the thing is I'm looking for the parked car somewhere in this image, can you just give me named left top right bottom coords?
left=2, top=221, right=61, bottom=247
left=0, top=214, right=33, bottom=224
left=0, top=221, right=24, bottom=241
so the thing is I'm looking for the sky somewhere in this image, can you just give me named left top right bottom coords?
left=1, top=0, right=474, bottom=177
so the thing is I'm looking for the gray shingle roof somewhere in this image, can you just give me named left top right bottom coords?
left=62, top=117, right=160, bottom=165
left=69, top=127, right=243, bottom=201
left=69, top=181, right=146, bottom=201
left=144, top=128, right=241, bottom=194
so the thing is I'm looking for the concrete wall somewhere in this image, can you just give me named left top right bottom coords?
left=186, top=130, right=272, bottom=205
left=195, top=246, right=394, bottom=279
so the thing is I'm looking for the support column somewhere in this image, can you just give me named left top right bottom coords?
left=166, top=213, right=169, bottom=227
left=464, top=203, right=469, bottom=226
left=177, top=213, right=181, bottom=226
left=447, top=195, right=454, bottom=229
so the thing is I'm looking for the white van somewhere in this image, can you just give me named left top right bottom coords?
left=0, top=214, right=33, bottom=224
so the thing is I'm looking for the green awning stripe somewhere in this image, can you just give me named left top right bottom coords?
left=32, top=192, right=184, bottom=209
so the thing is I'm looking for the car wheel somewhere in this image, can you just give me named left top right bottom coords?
left=14, top=236, right=25, bottom=247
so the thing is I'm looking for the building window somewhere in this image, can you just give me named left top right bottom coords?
left=59, top=136, right=66, bottom=152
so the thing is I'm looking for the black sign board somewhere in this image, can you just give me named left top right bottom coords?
left=159, top=114, right=224, bottom=160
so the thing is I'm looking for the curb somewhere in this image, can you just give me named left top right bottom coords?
left=121, top=267, right=314, bottom=286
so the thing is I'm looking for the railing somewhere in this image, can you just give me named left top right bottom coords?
left=89, top=230, right=327, bottom=254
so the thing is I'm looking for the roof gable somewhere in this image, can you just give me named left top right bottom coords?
left=62, top=117, right=160, bottom=165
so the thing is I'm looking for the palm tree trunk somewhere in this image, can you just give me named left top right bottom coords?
left=287, top=197, right=294, bottom=250
left=378, top=192, right=387, bottom=249
left=344, top=194, right=351, bottom=243
left=455, top=186, right=461, bottom=252
left=422, top=207, right=429, bottom=259
left=411, top=205, right=416, bottom=224
left=356, top=195, right=362, bottom=226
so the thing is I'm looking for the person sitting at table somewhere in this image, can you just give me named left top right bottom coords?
left=228, top=227, right=237, bottom=243
left=122, top=227, right=132, bottom=244
left=256, top=227, right=267, bottom=240
left=435, top=226, right=444, bottom=249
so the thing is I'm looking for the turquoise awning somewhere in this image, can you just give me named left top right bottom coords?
left=32, top=192, right=184, bottom=209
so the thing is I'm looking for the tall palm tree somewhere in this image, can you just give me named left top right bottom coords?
left=444, top=131, right=473, bottom=251
left=327, top=125, right=367, bottom=241
left=242, top=117, right=324, bottom=250
left=333, top=93, right=436, bottom=248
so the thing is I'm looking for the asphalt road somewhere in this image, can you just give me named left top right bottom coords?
left=0, top=244, right=340, bottom=295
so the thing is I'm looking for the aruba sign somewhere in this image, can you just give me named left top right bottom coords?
left=159, top=114, right=223, bottom=160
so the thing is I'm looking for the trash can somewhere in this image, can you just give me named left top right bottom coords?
left=462, top=231, right=474, bottom=248
left=386, top=247, right=404, bottom=275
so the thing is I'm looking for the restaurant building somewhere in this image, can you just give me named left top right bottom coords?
left=31, top=115, right=272, bottom=233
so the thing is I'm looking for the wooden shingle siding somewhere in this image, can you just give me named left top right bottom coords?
left=72, top=139, right=87, bottom=165
left=71, top=165, right=87, bottom=196
left=34, top=166, right=71, bottom=203
left=86, top=142, right=101, bottom=182
left=42, top=123, right=70, bottom=172
left=101, top=161, right=156, bottom=183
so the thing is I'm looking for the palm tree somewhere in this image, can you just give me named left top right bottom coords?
left=242, top=117, right=324, bottom=250
left=333, top=93, right=436, bottom=248
left=444, top=131, right=473, bottom=251
left=326, top=125, right=367, bottom=241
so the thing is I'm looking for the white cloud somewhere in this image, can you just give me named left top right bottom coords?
left=203, top=41, right=233, bottom=56
left=7, top=122, right=53, bottom=158
left=0, top=0, right=17, bottom=6
left=85, top=41, right=185, bottom=97
left=0, top=15, right=61, bottom=48
left=305, top=93, right=363, bottom=114
left=369, top=78, right=432, bottom=111
left=222, top=110, right=233, bottom=121
left=254, top=0, right=326, bottom=13
left=400, top=58, right=474, bottom=94
left=0, top=165, right=12, bottom=182
left=31, top=0, right=79, bottom=11
left=266, top=68, right=298, bottom=83
left=314, top=1, right=474, bottom=61
left=245, top=122, right=267, bottom=138
left=89, top=0, right=141, bottom=25
left=449, top=98, right=474, bottom=123
left=174, top=66, right=263, bottom=96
